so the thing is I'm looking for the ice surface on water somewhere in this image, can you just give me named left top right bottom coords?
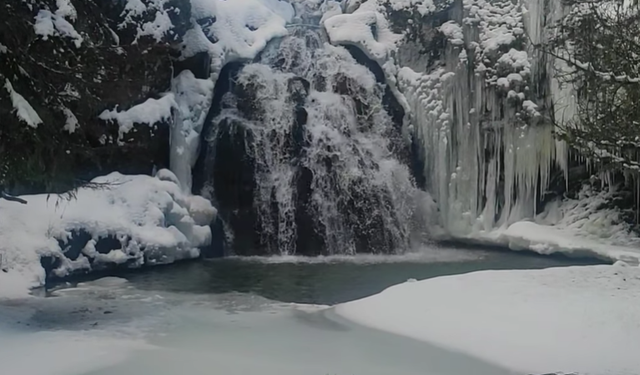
left=0, top=275, right=515, bottom=375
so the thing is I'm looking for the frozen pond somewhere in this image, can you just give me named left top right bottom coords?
left=0, top=245, right=602, bottom=375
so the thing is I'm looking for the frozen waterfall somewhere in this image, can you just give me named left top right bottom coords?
left=196, top=26, right=434, bottom=255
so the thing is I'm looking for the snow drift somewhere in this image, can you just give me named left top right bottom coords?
left=336, top=263, right=640, bottom=375
left=0, top=169, right=215, bottom=298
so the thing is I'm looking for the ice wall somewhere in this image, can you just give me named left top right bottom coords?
left=384, top=0, right=574, bottom=235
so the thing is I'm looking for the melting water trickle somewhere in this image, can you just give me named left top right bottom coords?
left=200, top=27, right=435, bottom=256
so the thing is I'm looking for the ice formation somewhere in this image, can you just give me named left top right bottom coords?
left=170, top=71, right=214, bottom=192
left=377, top=0, right=573, bottom=235
left=0, top=169, right=215, bottom=297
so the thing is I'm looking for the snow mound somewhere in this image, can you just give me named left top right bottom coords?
left=0, top=169, right=216, bottom=299
left=323, top=4, right=401, bottom=62
left=336, top=264, right=640, bottom=375
left=182, top=0, right=291, bottom=70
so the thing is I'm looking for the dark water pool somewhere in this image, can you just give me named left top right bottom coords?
left=117, top=245, right=602, bottom=305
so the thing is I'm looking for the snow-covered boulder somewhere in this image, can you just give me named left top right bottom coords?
left=0, top=169, right=216, bottom=299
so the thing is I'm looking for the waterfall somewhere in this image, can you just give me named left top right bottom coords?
left=197, top=25, right=434, bottom=255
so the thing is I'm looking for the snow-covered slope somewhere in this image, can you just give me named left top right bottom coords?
left=0, top=170, right=215, bottom=299
left=336, top=263, right=640, bottom=375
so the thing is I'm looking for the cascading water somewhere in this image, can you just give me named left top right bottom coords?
left=197, top=24, right=434, bottom=256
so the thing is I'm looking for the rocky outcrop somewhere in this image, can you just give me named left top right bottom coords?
left=0, top=0, right=190, bottom=195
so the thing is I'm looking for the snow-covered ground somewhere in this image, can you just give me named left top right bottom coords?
left=336, top=262, right=640, bottom=375
left=0, top=169, right=215, bottom=299
left=464, top=185, right=640, bottom=265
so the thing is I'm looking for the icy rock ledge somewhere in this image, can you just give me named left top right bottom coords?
left=0, top=169, right=216, bottom=299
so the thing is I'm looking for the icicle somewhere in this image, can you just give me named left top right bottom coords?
left=403, top=0, right=576, bottom=235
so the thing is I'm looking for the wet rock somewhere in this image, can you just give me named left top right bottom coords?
left=210, top=116, right=260, bottom=255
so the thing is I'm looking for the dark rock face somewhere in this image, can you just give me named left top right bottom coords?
left=0, top=0, right=190, bottom=195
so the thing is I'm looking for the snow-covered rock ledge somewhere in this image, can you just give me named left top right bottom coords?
left=336, top=263, right=640, bottom=375
left=0, top=169, right=215, bottom=299
left=481, top=221, right=640, bottom=265
left=446, top=185, right=640, bottom=266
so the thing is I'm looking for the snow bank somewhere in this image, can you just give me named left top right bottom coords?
left=0, top=169, right=216, bottom=299
left=336, top=263, right=640, bottom=374
left=470, top=185, right=640, bottom=264
left=494, top=221, right=640, bottom=265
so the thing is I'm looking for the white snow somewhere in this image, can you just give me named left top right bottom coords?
left=99, top=94, right=176, bottom=142
left=475, top=184, right=640, bottom=264
left=336, top=263, right=640, bottom=375
left=4, top=79, right=42, bottom=128
left=439, top=21, right=464, bottom=46
left=119, top=0, right=178, bottom=42
left=61, top=106, right=79, bottom=133
left=495, top=221, right=640, bottom=264
left=386, top=0, right=437, bottom=16
left=324, top=7, right=401, bottom=62
left=183, top=0, right=292, bottom=65
left=33, top=4, right=83, bottom=48
left=0, top=169, right=215, bottom=299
